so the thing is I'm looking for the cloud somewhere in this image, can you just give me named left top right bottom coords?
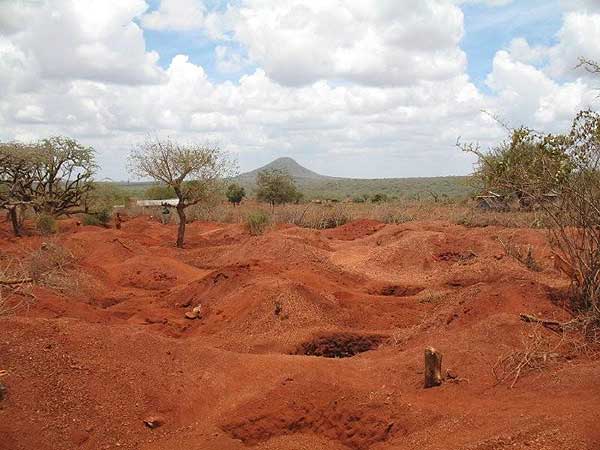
left=223, top=0, right=467, bottom=87
left=2, top=0, right=164, bottom=86
left=0, top=0, right=599, bottom=180
left=140, top=0, right=206, bottom=30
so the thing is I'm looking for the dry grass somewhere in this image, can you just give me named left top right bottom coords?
left=137, top=199, right=553, bottom=231
left=0, top=255, right=34, bottom=316
left=28, top=241, right=79, bottom=293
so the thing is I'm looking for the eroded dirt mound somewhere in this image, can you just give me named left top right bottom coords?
left=1, top=216, right=599, bottom=450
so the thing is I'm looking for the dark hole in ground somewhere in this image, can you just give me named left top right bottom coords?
left=379, top=285, right=424, bottom=297
left=435, top=251, right=476, bottom=263
left=294, top=333, right=385, bottom=358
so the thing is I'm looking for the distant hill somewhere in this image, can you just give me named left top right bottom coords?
left=237, top=157, right=330, bottom=182
left=234, top=157, right=473, bottom=201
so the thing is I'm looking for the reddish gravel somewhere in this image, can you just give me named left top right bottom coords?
left=0, top=216, right=599, bottom=450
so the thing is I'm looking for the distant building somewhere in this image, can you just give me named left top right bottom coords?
left=135, top=199, right=179, bottom=207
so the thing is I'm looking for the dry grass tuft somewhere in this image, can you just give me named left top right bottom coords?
left=28, top=241, right=79, bottom=293
left=497, top=237, right=541, bottom=271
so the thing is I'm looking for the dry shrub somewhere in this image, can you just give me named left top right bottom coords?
left=28, top=241, right=78, bottom=292
left=493, top=325, right=563, bottom=388
left=497, top=237, right=541, bottom=271
left=0, top=256, right=33, bottom=316
left=35, top=213, right=58, bottom=235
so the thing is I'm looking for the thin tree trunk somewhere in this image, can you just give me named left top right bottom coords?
left=9, top=207, right=21, bottom=237
left=176, top=205, right=186, bottom=248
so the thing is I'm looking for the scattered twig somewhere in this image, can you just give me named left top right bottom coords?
left=113, top=238, right=133, bottom=252
left=0, top=277, right=33, bottom=286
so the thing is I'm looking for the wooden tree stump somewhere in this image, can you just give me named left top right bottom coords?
left=424, top=347, right=443, bottom=388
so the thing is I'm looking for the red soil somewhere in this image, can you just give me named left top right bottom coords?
left=0, top=217, right=599, bottom=450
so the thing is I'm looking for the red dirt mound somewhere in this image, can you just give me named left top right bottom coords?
left=1, top=217, right=599, bottom=450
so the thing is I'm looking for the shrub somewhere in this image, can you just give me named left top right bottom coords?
left=83, top=209, right=111, bottom=227
left=36, top=214, right=58, bottom=235
left=245, top=210, right=270, bottom=235
left=371, top=193, right=388, bottom=203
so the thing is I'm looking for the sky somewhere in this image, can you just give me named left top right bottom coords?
left=1, top=0, right=600, bottom=180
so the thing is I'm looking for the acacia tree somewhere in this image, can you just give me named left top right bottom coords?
left=0, top=143, right=38, bottom=236
left=256, top=168, right=302, bottom=210
left=129, top=138, right=235, bottom=248
left=32, top=136, right=96, bottom=216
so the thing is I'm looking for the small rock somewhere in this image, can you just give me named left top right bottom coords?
left=192, top=305, right=202, bottom=315
left=184, top=311, right=199, bottom=320
left=446, top=369, right=458, bottom=380
left=143, top=416, right=164, bottom=429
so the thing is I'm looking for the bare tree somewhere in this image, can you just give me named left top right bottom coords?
left=129, top=138, right=235, bottom=248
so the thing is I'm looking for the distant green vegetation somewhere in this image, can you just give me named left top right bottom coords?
left=107, top=176, right=473, bottom=203
left=236, top=175, right=473, bottom=202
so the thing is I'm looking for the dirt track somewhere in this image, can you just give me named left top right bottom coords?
left=1, top=217, right=599, bottom=450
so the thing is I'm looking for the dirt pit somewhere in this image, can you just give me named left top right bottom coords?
left=293, top=332, right=385, bottom=358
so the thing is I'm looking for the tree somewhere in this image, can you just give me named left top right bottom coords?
left=32, top=136, right=97, bottom=216
left=145, top=184, right=176, bottom=200
left=0, top=143, right=38, bottom=236
left=256, top=168, right=302, bottom=210
left=129, top=138, right=235, bottom=248
left=226, top=183, right=246, bottom=206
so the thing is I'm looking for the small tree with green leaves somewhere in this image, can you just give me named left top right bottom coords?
left=226, top=183, right=246, bottom=206
left=129, top=138, right=235, bottom=248
left=256, top=168, right=302, bottom=210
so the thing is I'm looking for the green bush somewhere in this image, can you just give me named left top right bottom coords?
left=145, top=184, right=176, bottom=200
left=245, top=210, right=270, bottom=235
left=83, top=209, right=111, bottom=227
left=36, top=214, right=58, bottom=235
left=226, top=183, right=246, bottom=205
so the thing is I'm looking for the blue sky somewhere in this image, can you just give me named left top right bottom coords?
left=461, top=0, right=563, bottom=89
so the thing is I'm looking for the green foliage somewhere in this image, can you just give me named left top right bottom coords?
left=83, top=209, right=111, bottom=227
left=245, top=210, right=270, bottom=235
left=460, top=126, right=572, bottom=202
left=86, top=183, right=130, bottom=211
left=36, top=214, right=58, bottom=235
left=226, top=183, right=246, bottom=205
left=256, top=169, right=302, bottom=207
left=144, top=184, right=176, bottom=200
left=371, top=193, right=388, bottom=203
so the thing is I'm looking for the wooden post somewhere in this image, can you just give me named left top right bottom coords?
left=424, top=347, right=443, bottom=388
